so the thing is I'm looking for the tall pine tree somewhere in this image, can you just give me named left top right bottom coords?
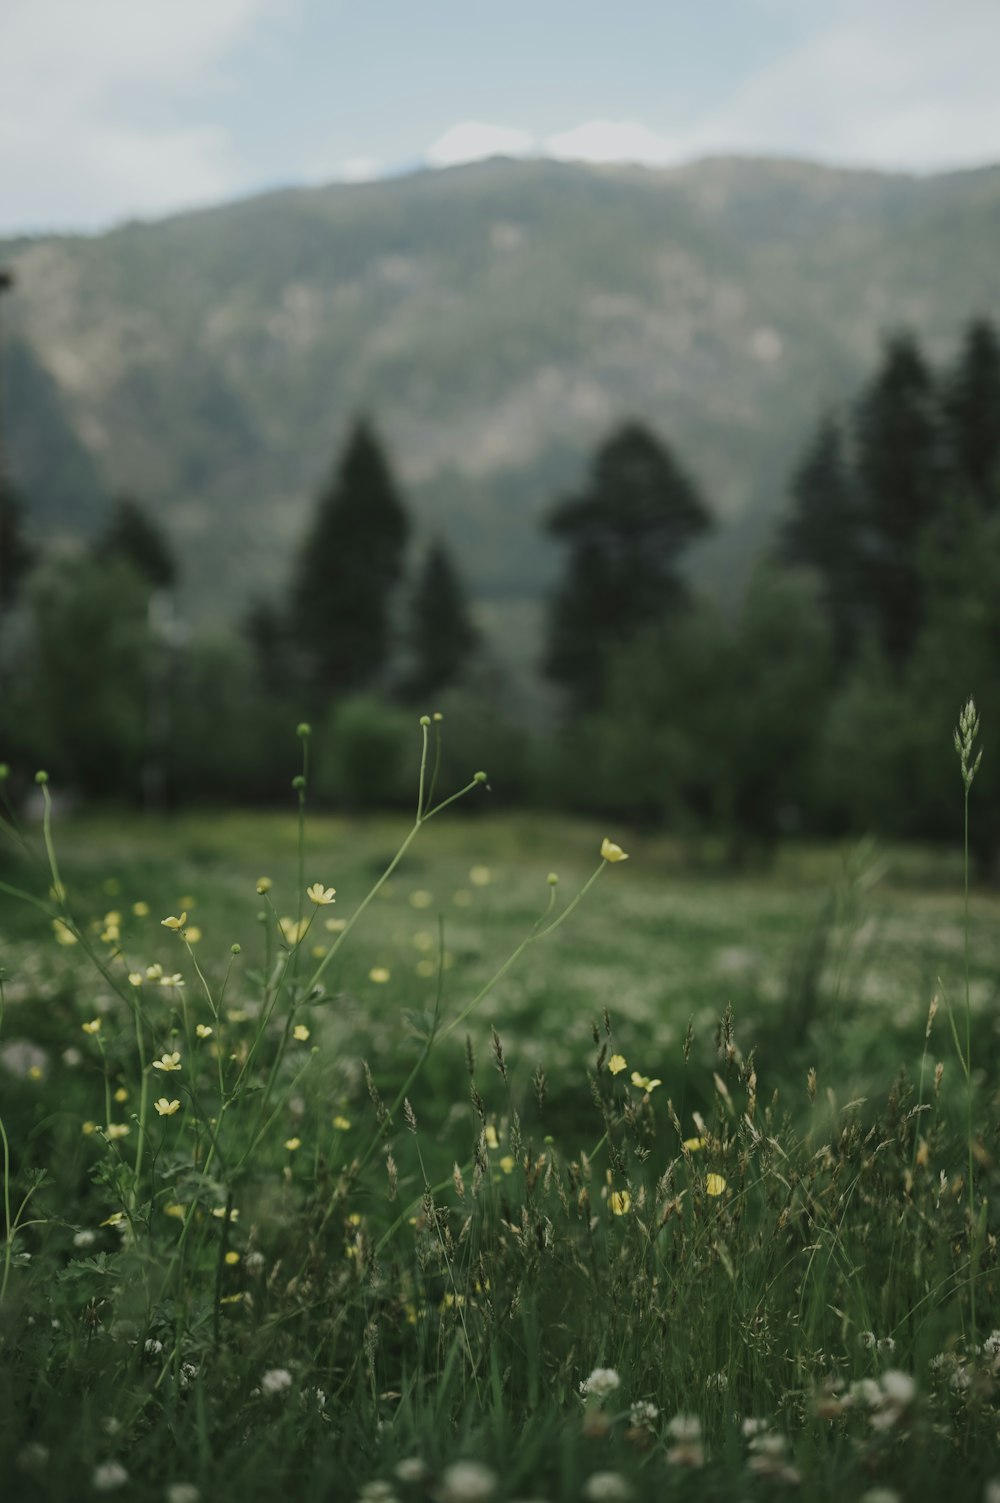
left=290, top=418, right=410, bottom=700
left=404, top=539, right=479, bottom=702
left=779, top=418, right=861, bottom=665
left=853, top=334, right=944, bottom=665
left=544, top=421, right=712, bottom=711
left=101, top=495, right=177, bottom=591
left=945, top=317, right=1000, bottom=510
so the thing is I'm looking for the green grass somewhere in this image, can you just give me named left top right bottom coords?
left=2, top=785, right=1000, bottom=1501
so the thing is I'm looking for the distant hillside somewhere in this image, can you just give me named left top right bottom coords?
left=4, top=154, right=1000, bottom=659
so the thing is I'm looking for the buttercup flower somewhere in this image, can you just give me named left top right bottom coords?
left=127, top=972, right=143, bottom=987
left=284, top=1137, right=302, bottom=1152
left=306, top=883, right=336, bottom=906
left=279, top=917, right=308, bottom=946
left=154, top=1098, right=181, bottom=1117
left=52, top=919, right=78, bottom=946
left=683, top=1136, right=706, bottom=1152
left=81, top=1019, right=101, bottom=1035
left=106, top=1124, right=130, bottom=1140
left=369, top=967, right=391, bottom=984
left=293, top=1024, right=310, bottom=1041
left=631, top=1071, right=661, bottom=1092
left=608, top=1054, right=627, bottom=1075
left=256, top=876, right=272, bottom=894
left=152, top=1052, right=182, bottom=1072
left=600, top=838, right=629, bottom=863
left=196, top=1023, right=213, bottom=1039
left=610, top=1190, right=631, bottom=1215
left=706, top=1173, right=727, bottom=1197
left=161, top=912, right=187, bottom=930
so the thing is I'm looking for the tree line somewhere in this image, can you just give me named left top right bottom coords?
left=0, top=317, right=998, bottom=861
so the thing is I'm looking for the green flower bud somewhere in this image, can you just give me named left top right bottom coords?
left=230, top=943, right=241, bottom=955
left=432, top=712, right=443, bottom=723
left=296, top=722, right=312, bottom=738
left=0, top=763, right=9, bottom=781
left=292, top=775, right=306, bottom=791
left=419, top=715, right=431, bottom=727
left=34, top=770, right=48, bottom=785
left=473, top=771, right=487, bottom=784
left=547, top=872, right=559, bottom=886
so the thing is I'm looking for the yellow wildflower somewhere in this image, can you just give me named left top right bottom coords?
left=256, top=876, right=272, bottom=894
left=224, top=1250, right=240, bottom=1266
left=106, top=1123, right=130, bottom=1140
left=81, top=1121, right=96, bottom=1135
left=132, top=901, right=150, bottom=917
left=631, top=1072, right=662, bottom=1092
left=101, top=1210, right=126, bottom=1226
left=683, top=1136, right=706, bottom=1152
left=284, top=1137, right=302, bottom=1152
left=146, top=963, right=163, bottom=981
left=114, top=1086, right=128, bottom=1103
left=332, top=1116, right=351, bottom=1131
left=600, top=838, right=629, bottom=863
left=293, top=1024, right=310, bottom=1042
left=469, top=865, right=492, bottom=886
left=53, top=919, right=78, bottom=947
left=160, top=973, right=185, bottom=987
left=100, top=924, right=120, bottom=945
left=499, top=1155, right=516, bottom=1175
left=415, top=959, right=435, bottom=978
left=610, top=1190, right=631, bottom=1215
left=128, top=972, right=143, bottom=987
left=324, top=916, right=347, bottom=933
left=185, top=926, right=202, bottom=944
left=212, top=1206, right=239, bottom=1222
left=369, top=967, right=390, bottom=984
left=154, top=1098, right=181, bottom=1117
left=279, top=916, right=308, bottom=946
left=608, top=1054, right=627, bottom=1075
left=196, top=1023, right=213, bottom=1039
left=306, top=883, right=336, bottom=906
left=152, top=1051, right=182, bottom=1072
left=161, top=912, right=187, bottom=930
left=706, top=1173, right=727, bottom=1197
left=81, top=1018, right=101, bottom=1035
left=311, top=944, right=327, bottom=958
left=484, top=1124, right=500, bottom=1149
left=164, top=1203, right=186, bottom=1219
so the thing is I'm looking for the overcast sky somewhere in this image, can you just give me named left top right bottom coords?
left=2, top=0, right=999, bottom=236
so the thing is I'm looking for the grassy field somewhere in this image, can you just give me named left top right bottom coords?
left=2, top=759, right=1000, bottom=1500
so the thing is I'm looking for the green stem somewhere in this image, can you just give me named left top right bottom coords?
left=964, top=784, right=977, bottom=1344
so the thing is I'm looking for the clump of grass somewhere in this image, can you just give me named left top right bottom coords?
left=0, top=714, right=997, bottom=1502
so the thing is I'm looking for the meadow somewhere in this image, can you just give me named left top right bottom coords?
left=2, top=718, right=1000, bottom=1502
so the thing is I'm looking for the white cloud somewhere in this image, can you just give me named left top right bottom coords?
left=425, top=121, right=536, bottom=168
left=545, top=119, right=682, bottom=167
left=338, top=157, right=379, bottom=183
left=0, top=0, right=279, bottom=233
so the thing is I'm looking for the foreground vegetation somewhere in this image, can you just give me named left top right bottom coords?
left=2, top=722, right=1000, bottom=1500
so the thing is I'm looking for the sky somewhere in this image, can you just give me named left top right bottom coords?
left=2, top=0, right=1000, bottom=236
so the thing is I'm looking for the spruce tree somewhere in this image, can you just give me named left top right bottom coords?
left=853, top=334, right=944, bottom=665
left=544, top=421, right=711, bottom=711
left=945, top=318, right=1000, bottom=509
left=404, top=539, right=479, bottom=702
left=780, top=418, right=861, bottom=664
left=0, top=478, right=34, bottom=613
left=290, top=418, right=410, bottom=700
left=101, top=495, right=177, bottom=591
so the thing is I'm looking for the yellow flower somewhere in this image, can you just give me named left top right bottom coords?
left=154, top=1098, right=181, bottom=1117
left=185, top=926, right=202, bottom=945
left=101, top=1210, right=126, bottom=1226
left=104, top=911, right=122, bottom=927
left=311, top=944, right=327, bottom=958
left=224, top=1250, right=240, bottom=1266
left=53, top=919, right=78, bottom=947
left=128, top=972, right=143, bottom=987
left=161, top=912, right=187, bottom=930
left=279, top=916, right=308, bottom=946
left=499, top=1155, right=516, bottom=1175
left=332, top=1116, right=351, bottom=1131
left=212, top=1206, right=239, bottom=1222
left=369, top=967, right=390, bottom=984
left=324, top=916, right=347, bottom=933
left=100, top=924, right=120, bottom=945
left=608, top=1054, right=627, bottom=1075
left=220, top=1292, right=244, bottom=1305
left=409, top=889, right=433, bottom=909
left=132, top=901, right=150, bottom=917
left=706, top=1173, right=727, bottom=1197
left=293, top=1024, right=310, bottom=1042
left=484, top=1124, right=500, bottom=1150
left=82, top=1018, right=101, bottom=1035
left=683, top=1136, right=706, bottom=1152
left=146, top=963, right=163, bottom=981
left=256, top=876, right=272, bottom=894
left=610, top=1190, right=631, bottom=1215
left=159, top=973, right=185, bottom=988
left=114, top=1086, right=128, bottom=1103
left=152, top=1051, right=182, bottom=1072
left=306, top=883, right=336, bottom=906
left=469, top=865, right=492, bottom=886
left=164, top=1203, right=186, bottom=1219
left=81, top=1120, right=97, bottom=1135
left=631, top=1072, right=661, bottom=1092
left=284, top=1137, right=302, bottom=1152
left=600, top=838, right=629, bottom=863
left=226, top=1008, right=248, bottom=1023
left=106, top=1123, right=130, bottom=1140
left=195, top=1023, right=213, bottom=1039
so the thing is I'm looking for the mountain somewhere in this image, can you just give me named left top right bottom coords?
left=3, top=154, right=1000, bottom=664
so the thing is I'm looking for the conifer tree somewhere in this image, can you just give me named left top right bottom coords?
left=544, top=421, right=711, bottom=711
left=852, top=334, right=944, bottom=665
left=290, top=417, right=410, bottom=699
left=101, top=495, right=177, bottom=591
left=404, top=538, right=478, bottom=702
left=945, top=317, right=1000, bottom=509
left=0, top=478, right=34, bottom=612
left=779, top=418, right=861, bottom=664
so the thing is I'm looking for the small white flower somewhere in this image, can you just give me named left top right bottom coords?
left=394, top=1458, right=428, bottom=1483
left=440, top=1461, right=497, bottom=1502
left=259, top=1367, right=293, bottom=1396
left=93, top=1461, right=129, bottom=1491
left=358, top=1484, right=397, bottom=1503
left=666, top=1414, right=701, bottom=1442
left=582, top=1472, right=632, bottom=1503
left=73, top=1229, right=97, bottom=1248
left=144, top=1337, right=163, bottom=1356
left=628, top=1400, right=658, bottom=1429
left=166, top=1486, right=201, bottom=1503
left=580, top=1367, right=621, bottom=1401
left=244, top=1250, right=266, bottom=1275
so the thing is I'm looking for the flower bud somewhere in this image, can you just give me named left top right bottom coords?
left=419, top=715, right=431, bottom=727
left=231, top=943, right=241, bottom=955
left=473, top=771, right=487, bottom=784
left=296, top=722, right=312, bottom=738
left=34, top=770, right=48, bottom=785
left=292, top=775, right=306, bottom=791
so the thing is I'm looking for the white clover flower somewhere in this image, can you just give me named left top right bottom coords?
left=358, top=1484, right=397, bottom=1503
left=440, top=1462, right=497, bottom=1503
left=166, top=1486, right=201, bottom=1503
left=580, top=1367, right=621, bottom=1401
left=582, top=1473, right=632, bottom=1503
left=259, top=1367, right=293, bottom=1396
left=93, top=1461, right=129, bottom=1491
left=394, top=1458, right=428, bottom=1483
left=666, top=1414, right=701, bottom=1442
left=144, top=1338, right=163, bottom=1356
left=73, top=1229, right=97, bottom=1248
left=628, top=1400, right=658, bottom=1429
